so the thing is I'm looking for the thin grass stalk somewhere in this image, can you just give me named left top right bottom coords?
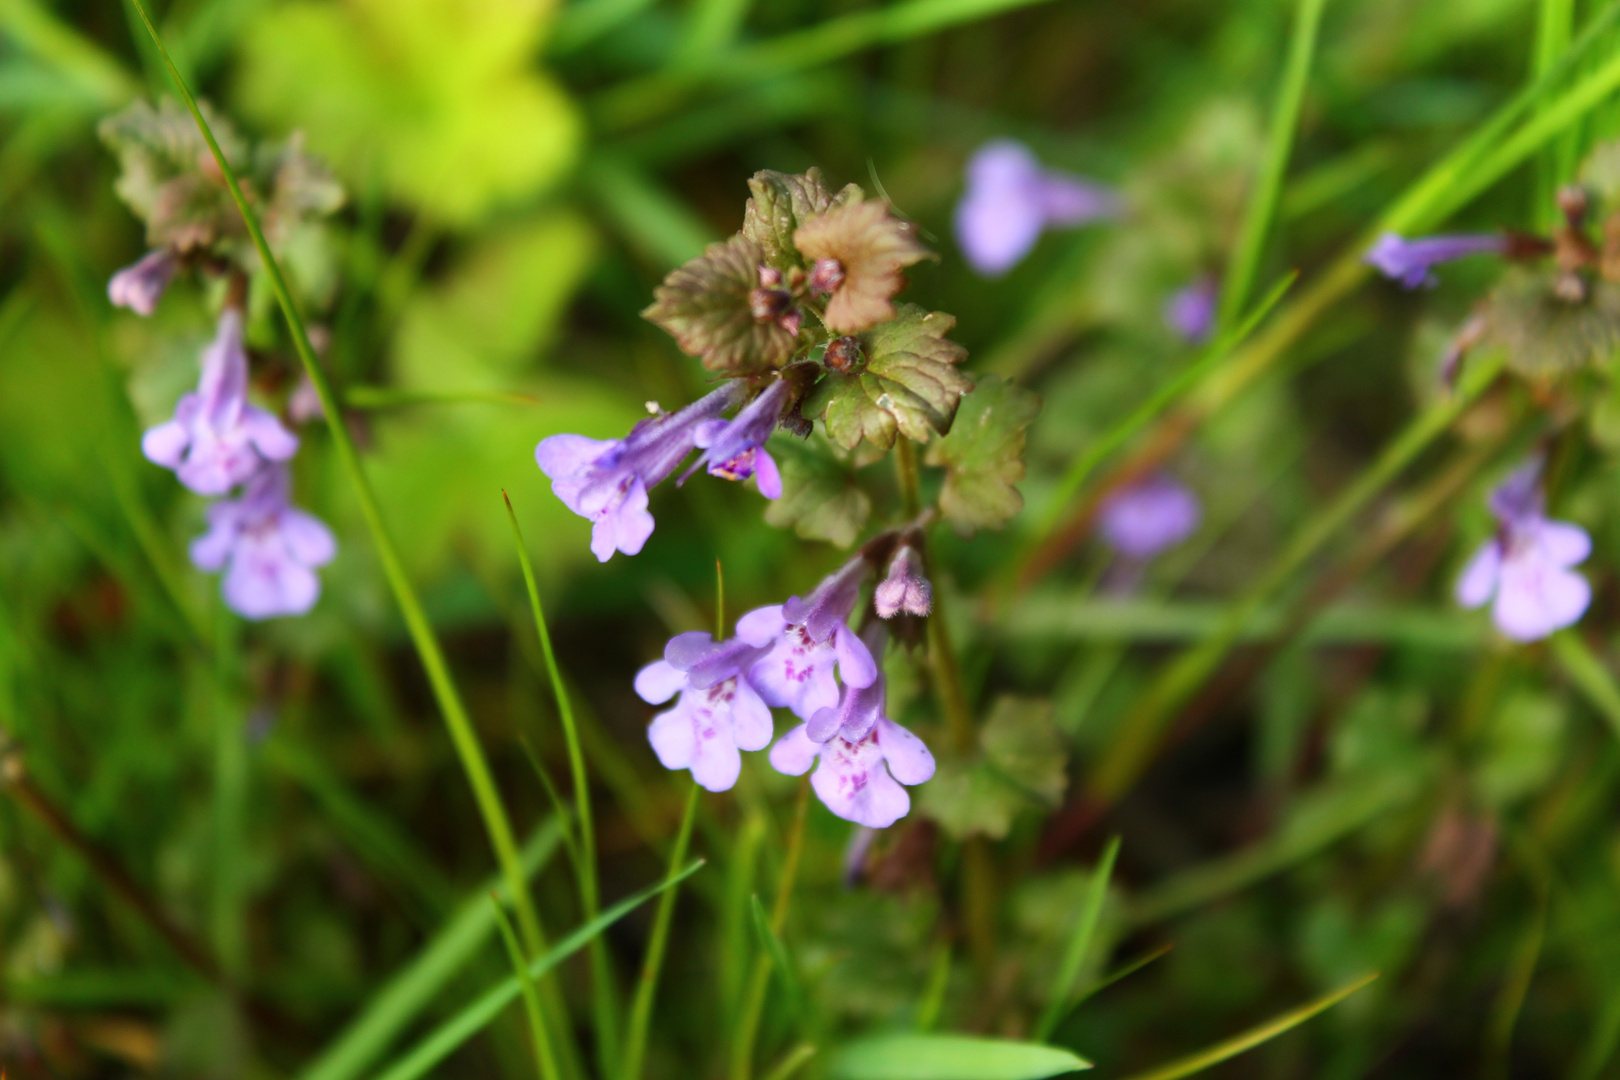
left=1113, top=973, right=1377, bottom=1080
left=1534, top=0, right=1577, bottom=230
left=1216, top=0, right=1326, bottom=329
left=504, top=493, right=617, bottom=1074
left=1088, top=352, right=1506, bottom=804
left=121, top=7, right=578, bottom=1076
left=730, top=779, right=811, bottom=1080
left=621, top=781, right=700, bottom=1080
left=1034, top=835, right=1120, bottom=1041
left=491, top=896, right=562, bottom=1080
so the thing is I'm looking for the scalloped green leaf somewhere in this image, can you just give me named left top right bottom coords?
left=642, top=234, right=797, bottom=373
left=804, top=305, right=972, bottom=450
left=763, top=432, right=872, bottom=547
left=924, top=375, right=1041, bottom=535
left=1481, top=268, right=1620, bottom=379
left=741, top=167, right=861, bottom=271
left=919, top=697, right=1067, bottom=840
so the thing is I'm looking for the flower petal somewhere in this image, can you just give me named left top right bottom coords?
left=536, top=434, right=614, bottom=480
left=753, top=447, right=782, bottom=500
left=243, top=407, right=300, bottom=461
left=1531, top=519, right=1592, bottom=567
left=635, top=660, right=687, bottom=704
left=730, top=679, right=775, bottom=753
left=834, top=624, right=877, bottom=689
left=736, top=605, right=785, bottom=646
left=1455, top=540, right=1502, bottom=609
left=279, top=509, right=336, bottom=567
left=876, top=717, right=935, bottom=786
left=648, top=702, right=697, bottom=770
left=768, top=724, right=820, bottom=776
left=1494, top=559, right=1591, bottom=642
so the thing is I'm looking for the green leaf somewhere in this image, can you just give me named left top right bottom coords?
left=1480, top=268, right=1620, bottom=379
left=642, top=233, right=798, bottom=373
left=98, top=97, right=247, bottom=252
left=919, top=697, right=1067, bottom=840
left=806, top=305, right=972, bottom=450
left=827, top=1034, right=1090, bottom=1080
left=763, top=432, right=872, bottom=547
left=236, top=0, right=581, bottom=225
left=741, top=167, right=860, bottom=270
left=924, top=375, right=1040, bottom=535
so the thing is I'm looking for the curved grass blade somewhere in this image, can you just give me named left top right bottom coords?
left=373, top=859, right=705, bottom=1080
left=1549, top=631, right=1620, bottom=742
left=1217, top=0, right=1325, bottom=329
left=750, top=893, right=804, bottom=1019
left=119, top=9, right=566, bottom=1051
left=621, top=781, right=701, bottom=1080
left=1112, top=973, right=1377, bottom=1080
left=296, top=820, right=563, bottom=1080
left=490, top=894, right=561, bottom=1080
left=762, top=1044, right=818, bottom=1080
left=827, top=1034, right=1090, bottom=1080
left=1033, top=836, right=1119, bottom=1041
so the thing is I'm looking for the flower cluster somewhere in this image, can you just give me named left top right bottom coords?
left=636, top=555, right=935, bottom=827
left=105, top=98, right=341, bottom=620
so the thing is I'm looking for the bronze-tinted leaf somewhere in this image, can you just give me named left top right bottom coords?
left=794, top=199, right=932, bottom=334
left=1482, top=268, right=1620, bottom=379
left=741, top=168, right=861, bottom=271
left=642, top=234, right=798, bottom=373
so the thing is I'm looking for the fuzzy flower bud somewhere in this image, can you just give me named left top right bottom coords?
left=108, top=249, right=178, bottom=316
left=874, top=544, right=932, bottom=619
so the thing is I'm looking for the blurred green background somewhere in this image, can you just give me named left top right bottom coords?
left=5, top=0, right=1620, bottom=1077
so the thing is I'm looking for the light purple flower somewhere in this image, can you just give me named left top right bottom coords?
left=108, top=249, right=177, bottom=317
left=874, top=544, right=931, bottom=619
left=1098, top=475, right=1200, bottom=561
left=736, top=557, right=878, bottom=719
left=686, top=379, right=789, bottom=499
left=141, top=309, right=299, bottom=496
left=634, top=631, right=773, bottom=792
left=535, top=381, right=746, bottom=562
left=1456, top=461, right=1591, bottom=642
left=769, top=649, right=935, bottom=829
left=1365, top=232, right=1506, bottom=289
left=955, top=140, right=1120, bottom=277
left=190, top=464, right=335, bottom=620
left=1165, top=277, right=1217, bottom=344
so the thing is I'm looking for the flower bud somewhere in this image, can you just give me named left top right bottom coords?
left=809, top=257, right=846, bottom=294
left=823, top=335, right=865, bottom=374
left=874, top=544, right=932, bottom=619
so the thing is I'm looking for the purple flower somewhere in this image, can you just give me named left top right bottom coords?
left=1365, top=232, right=1506, bottom=289
left=535, top=381, right=746, bottom=562
left=108, top=249, right=177, bottom=317
left=769, top=650, right=935, bottom=829
left=955, top=140, right=1120, bottom=277
left=634, top=631, right=773, bottom=792
left=1098, top=475, right=1200, bottom=560
left=736, top=557, right=878, bottom=720
left=1456, top=461, right=1591, bottom=642
left=686, top=380, right=789, bottom=499
left=141, top=309, right=300, bottom=496
left=1165, top=277, right=1217, bottom=344
left=190, top=464, right=336, bottom=620
left=874, top=544, right=931, bottom=619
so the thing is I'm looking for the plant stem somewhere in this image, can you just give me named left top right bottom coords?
left=730, top=779, right=810, bottom=1080
left=505, top=494, right=615, bottom=1074
left=122, top=5, right=575, bottom=1075
left=896, top=438, right=921, bottom=519
left=621, top=781, right=701, bottom=1080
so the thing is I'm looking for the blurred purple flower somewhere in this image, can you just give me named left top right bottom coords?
left=1099, top=475, right=1200, bottom=560
left=536, top=381, right=746, bottom=562
left=108, top=249, right=177, bottom=317
left=142, top=309, right=299, bottom=496
left=955, top=140, right=1119, bottom=277
left=686, top=379, right=789, bottom=499
left=737, top=557, right=877, bottom=719
left=769, top=651, right=935, bottom=831
left=874, top=544, right=931, bottom=619
left=190, top=464, right=335, bottom=620
left=635, top=631, right=773, bottom=792
left=1456, top=461, right=1591, bottom=642
left=1165, top=277, right=1218, bottom=344
left=1365, top=232, right=1506, bottom=289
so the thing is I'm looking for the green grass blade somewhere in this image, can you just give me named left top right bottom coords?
left=1533, top=0, right=1576, bottom=228
left=1072, top=943, right=1174, bottom=1007
left=296, top=820, right=563, bottom=1080
left=1217, top=0, right=1326, bottom=329
left=621, top=781, right=701, bottom=1080
left=672, top=0, right=754, bottom=70
left=1112, top=973, right=1377, bottom=1080
left=373, top=860, right=706, bottom=1080
left=491, top=894, right=562, bottom=1080
left=1550, top=631, right=1620, bottom=742
left=504, top=492, right=616, bottom=1075
left=1088, top=351, right=1505, bottom=804
left=761, top=1044, right=818, bottom=1080
left=342, top=386, right=539, bottom=410
left=549, top=0, right=660, bottom=55
left=584, top=155, right=718, bottom=267
left=827, top=1035, right=1090, bottom=1080
left=120, top=7, right=575, bottom=1072
left=1033, top=273, right=1295, bottom=543
left=750, top=893, right=804, bottom=1019
left=1033, top=835, right=1119, bottom=1041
